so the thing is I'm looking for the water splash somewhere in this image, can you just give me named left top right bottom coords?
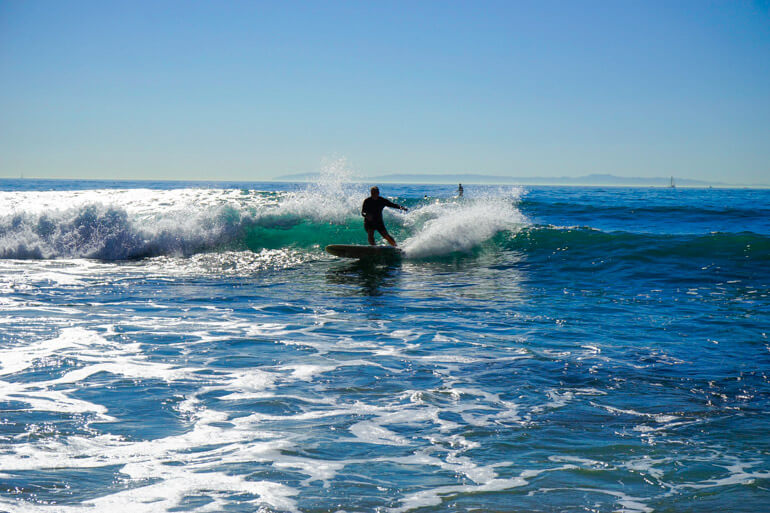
left=277, top=157, right=365, bottom=224
left=402, top=187, right=527, bottom=258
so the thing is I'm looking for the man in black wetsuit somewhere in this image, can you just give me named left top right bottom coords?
left=361, top=186, right=408, bottom=246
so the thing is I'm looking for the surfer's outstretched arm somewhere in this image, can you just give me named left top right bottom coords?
left=383, top=198, right=408, bottom=212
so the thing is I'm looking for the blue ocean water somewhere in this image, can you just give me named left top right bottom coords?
left=0, top=176, right=768, bottom=512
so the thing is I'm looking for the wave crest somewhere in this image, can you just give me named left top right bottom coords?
left=0, top=202, right=243, bottom=260
left=0, top=180, right=529, bottom=261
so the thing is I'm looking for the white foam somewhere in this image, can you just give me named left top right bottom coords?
left=273, top=457, right=346, bottom=487
left=0, top=327, right=104, bottom=376
left=622, top=455, right=670, bottom=479
left=401, top=190, right=527, bottom=258
left=549, top=454, right=612, bottom=469
left=279, top=359, right=386, bottom=382
left=551, top=487, right=653, bottom=513
left=0, top=387, right=301, bottom=511
left=349, top=421, right=411, bottom=446
left=215, top=369, right=278, bottom=400
left=595, top=403, right=679, bottom=424
left=675, top=458, right=770, bottom=490
left=386, top=467, right=559, bottom=513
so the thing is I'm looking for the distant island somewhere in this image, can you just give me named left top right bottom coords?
left=275, top=172, right=755, bottom=187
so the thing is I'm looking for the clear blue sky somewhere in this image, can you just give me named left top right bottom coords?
left=1, top=0, right=769, bottom=183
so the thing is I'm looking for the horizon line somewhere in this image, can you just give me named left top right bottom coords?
left=1, top=176, right=768, bottom=189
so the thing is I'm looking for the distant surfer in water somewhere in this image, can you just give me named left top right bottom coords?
left=362, top=186, right=408, bottom=246
left=458, top=183, right=464, bottom=197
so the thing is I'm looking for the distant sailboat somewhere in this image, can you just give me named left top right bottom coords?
left=669, top=176, right=676, bottom=188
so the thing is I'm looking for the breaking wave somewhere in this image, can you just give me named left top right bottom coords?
left=0, top=177, right=527, bottom=261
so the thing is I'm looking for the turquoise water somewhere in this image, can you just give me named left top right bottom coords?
left=1, top=178, right=768, bottom=512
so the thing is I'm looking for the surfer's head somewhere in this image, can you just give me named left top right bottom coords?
left=370, top=186, right=379, bottom=198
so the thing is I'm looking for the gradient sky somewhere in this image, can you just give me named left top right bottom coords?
left=1, top=0, right=769, bottom=183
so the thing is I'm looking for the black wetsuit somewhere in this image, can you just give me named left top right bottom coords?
left=362, top=196, right=400, bottom=233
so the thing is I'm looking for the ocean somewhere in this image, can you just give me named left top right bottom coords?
left=0, top=175, right=768, bottom=512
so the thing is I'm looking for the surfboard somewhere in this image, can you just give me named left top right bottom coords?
left=325, top=244, right=403, bottom=259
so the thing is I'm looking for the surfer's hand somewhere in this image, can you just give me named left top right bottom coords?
left=401, top=206, right=408, bottom=212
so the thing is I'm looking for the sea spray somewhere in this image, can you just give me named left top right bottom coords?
left=276, top=157, right=366, bottom=224
left=402, top=187, right=528, bottom=258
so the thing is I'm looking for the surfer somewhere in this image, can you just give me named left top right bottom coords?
left=362, top=186, right=408, bottom=246
left=458, top=183, right=464, bottom=197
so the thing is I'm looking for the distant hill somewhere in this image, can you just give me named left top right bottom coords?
left=275, top=172, right=736, bottom=187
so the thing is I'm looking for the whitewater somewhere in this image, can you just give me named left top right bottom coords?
left=1, top=176, right=768, bottom=512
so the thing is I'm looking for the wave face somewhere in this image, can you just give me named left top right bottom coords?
left=508, top=227, right=770, bottom=263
